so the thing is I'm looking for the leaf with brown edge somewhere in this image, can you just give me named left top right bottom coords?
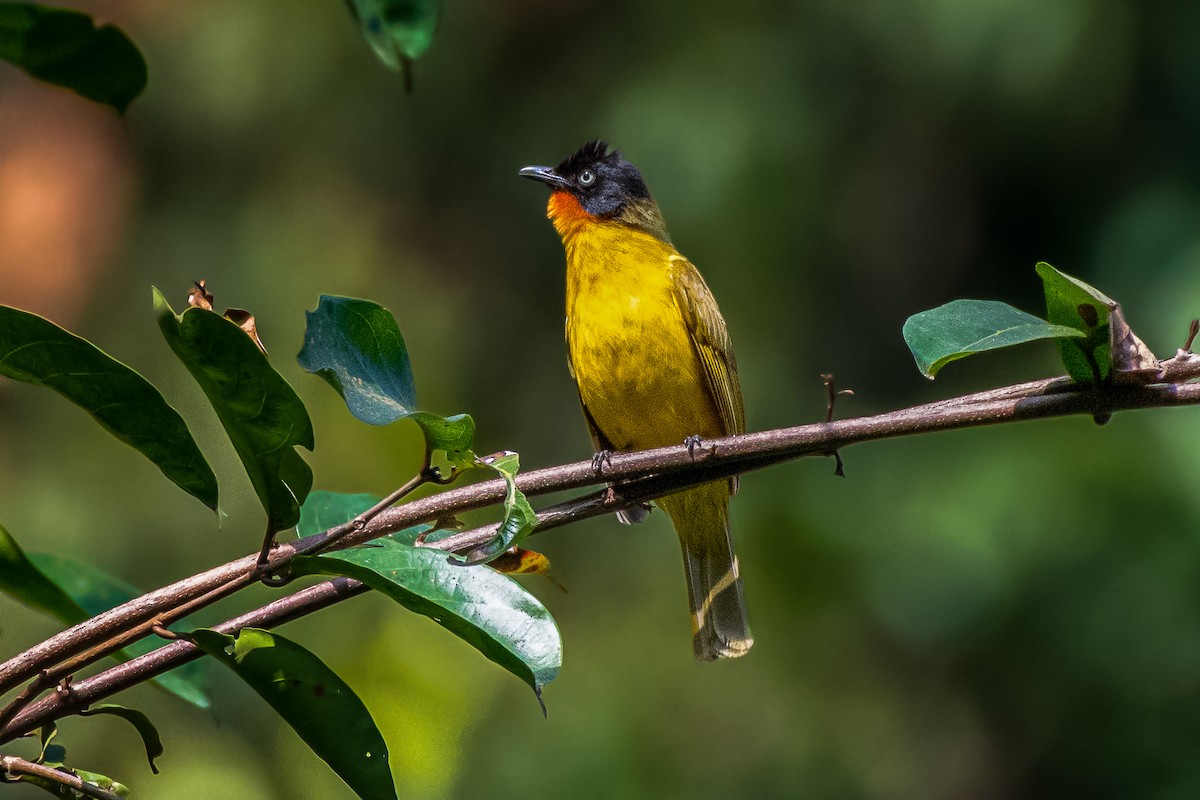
left=1108, top=303, right=1161, bottom=382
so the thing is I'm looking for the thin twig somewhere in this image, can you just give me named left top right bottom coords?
left=0, top=755, right=125, bottom=800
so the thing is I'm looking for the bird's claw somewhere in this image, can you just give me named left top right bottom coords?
left=684, top=434, right=703, bottom=459
left=591, top=449, right=614, bottom=475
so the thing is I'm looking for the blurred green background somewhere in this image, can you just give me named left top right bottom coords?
left=3, top=1, right=1200, bottom=798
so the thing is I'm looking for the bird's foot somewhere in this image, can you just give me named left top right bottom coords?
left=591, top=449, right=614, bottom=475
left=684, top=434, right=704, bottom=460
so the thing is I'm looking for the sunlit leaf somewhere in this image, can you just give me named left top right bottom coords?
left=0, top=305, right=218, bottom=509
left=18, top=765, right=130, bottom=799
left=190, top=628, right=397, bottom=800
left=902, top=299, right=1084, bottom=379
left=155, top=288, right=314, bottom=536
left=458, top=451, right=538, bottom=564
left=78, top=704, right=163, bottom=774
left=1036, top=261, right=1114, bottom=383
left=298, top=295, right=475, bottom=468
left=292, top=537, right=561, bottom=701
left=0, top=2, right=147, bottom=112
left=72, top=771, right=130, bottom=798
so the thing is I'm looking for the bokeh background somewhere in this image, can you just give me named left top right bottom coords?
left=4, top=1, right=1200, bottom=798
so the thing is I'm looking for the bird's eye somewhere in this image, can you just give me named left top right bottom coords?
left=578, top=169, right=596, bottom=187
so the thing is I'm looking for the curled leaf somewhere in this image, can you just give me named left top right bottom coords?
left=459, top=451, right=537, bottom=565
left=298, top=295, right=475, bottom=469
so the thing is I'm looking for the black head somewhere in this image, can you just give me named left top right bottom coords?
left=519, top=140, right=652, bottom=218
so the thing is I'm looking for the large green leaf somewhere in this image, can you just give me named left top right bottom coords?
left=0, top=305, right=218, bottom=509
left=0, top=2, right=146, bottom=113
left=292, top=536, right=560, bottom=701
left=154, top=288, right=314, bottom=536
left=902, top=299, right=1084, bottom=379
left=298, top=295, right=475, bottom=469
left=1035, top=261, right=1114, bottom=383
left=190, top=628, right=396, bottom=800
left=78, top=704, right=163, bottom=774
left=27, top=552, right=210, bottom=709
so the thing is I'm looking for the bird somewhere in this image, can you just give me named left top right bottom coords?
left=519, top=141, right=752, bottom=661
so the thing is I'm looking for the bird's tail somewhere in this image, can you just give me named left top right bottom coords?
left=659, top=482, right=753, bottom=661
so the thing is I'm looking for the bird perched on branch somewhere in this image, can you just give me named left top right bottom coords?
left=520, top=141, right=752, bottom=661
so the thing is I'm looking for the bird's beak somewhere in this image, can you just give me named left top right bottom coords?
left=519, top=165, right=571, bottom=190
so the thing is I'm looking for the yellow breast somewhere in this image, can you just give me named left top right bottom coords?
left=564, top=223, right=723, bottom=451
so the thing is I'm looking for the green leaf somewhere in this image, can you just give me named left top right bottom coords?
left=154, top=288, right=314, bottom=536
left=29, top=554, right=211, bottom=708
left=298, top=295, right=475, bottom=468
left=10, top=546, right=210, bottom=709
left=71, top=771, right=131, bottom=798
left=297, top=490, right=382, bottom=537
left=292, top=536, right=561, bottom=700
left=346, top=0, right=441, bottom=86
left=0, top=305, right=218, bottom=509
left=298, top=490, right=433, bottom=545
left=1036, top=261, right=1114, bottom=383
left=902, top=299, right=1085, bottom=379
left=459, top=451, right=538, bottom=564
left=78, top=704, right=163, bottom=774
left=0, top=520, right=87, bottom=623
left=0, top=2, right=147, bottom=113
left=18, top=766, right=130, bottom=799
left=190, top=628, right=396, bottom=800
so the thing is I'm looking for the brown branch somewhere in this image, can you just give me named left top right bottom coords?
left=0, top=755, right=125, bottom=800
left=2, top=353, right=1200, bottom=741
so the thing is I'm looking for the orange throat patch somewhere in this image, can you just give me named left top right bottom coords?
left=547, top=190, right=595, bottom=239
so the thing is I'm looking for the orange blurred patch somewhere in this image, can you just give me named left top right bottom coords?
left=0, top=82, right=135, bottom=323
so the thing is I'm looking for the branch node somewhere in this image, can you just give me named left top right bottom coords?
left=54, top=675, right=76, bottom=701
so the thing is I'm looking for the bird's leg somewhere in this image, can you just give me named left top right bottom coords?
left=591, top=449, right=614, bottom=475
left=684, top=434, right=703, bottom=459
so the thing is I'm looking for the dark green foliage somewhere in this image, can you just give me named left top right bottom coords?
left=0, top=306, right=218, bottom=509
left=154, top=288, right=314, bottom=536
left=0, top=2, right=146, bottom=112
left=190, top=628, right=397, bottom=800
